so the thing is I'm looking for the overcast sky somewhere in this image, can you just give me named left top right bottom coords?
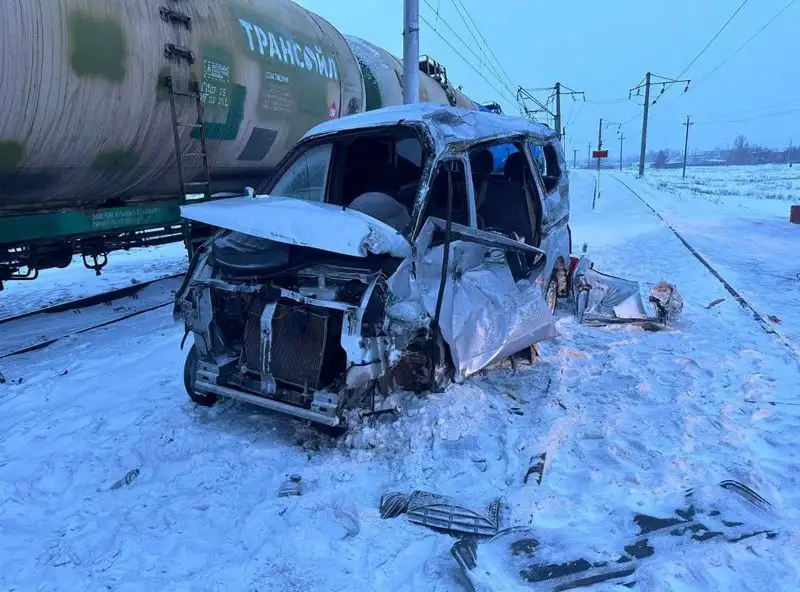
left=296, top=0, right=798, bottom=158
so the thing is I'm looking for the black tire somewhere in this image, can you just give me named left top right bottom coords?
left=183, top=345, right=217, bottom=407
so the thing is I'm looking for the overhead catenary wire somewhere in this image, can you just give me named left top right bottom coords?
left=449, top=0, right=518, bottom=95
left=693, top=0, right=796, bottom=89
left=674, top=0, right=749, bottom=79
left=694, top=106, right=800, bottom=125
left=418, top=12, right=517, bottom=104
left=419, top=0, right=516, bottom=100
left=656, top=0, right=796, bottom=113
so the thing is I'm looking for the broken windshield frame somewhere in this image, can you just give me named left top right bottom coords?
left=257, top=125, right=434, bottom=240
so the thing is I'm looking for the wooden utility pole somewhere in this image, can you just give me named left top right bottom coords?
left=638, top=72, right=651, bottom=177
left=682, top=115, right=693, bottom=179
left=789, top=139, right=793, bottom=167
left=587, top=143, right=592, bottom=168
left=619, top=132, right=625, bottom=171
left=573, top=149, right=578, bottom=168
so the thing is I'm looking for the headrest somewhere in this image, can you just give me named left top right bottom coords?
left=504, top=152, right=526, bottom=182
left=469, top=149, right=494, bottom=176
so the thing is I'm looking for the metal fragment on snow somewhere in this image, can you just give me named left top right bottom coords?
left=381, top=490, right=502, bottom=537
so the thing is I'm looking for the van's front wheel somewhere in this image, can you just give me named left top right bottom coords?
left=183, top=345, right=217, bottom=407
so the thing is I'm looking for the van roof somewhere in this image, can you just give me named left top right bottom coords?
left=302, top=103, right=558, bottom=154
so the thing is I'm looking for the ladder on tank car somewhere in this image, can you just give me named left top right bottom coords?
left=165, top=77, right=212, bottom=256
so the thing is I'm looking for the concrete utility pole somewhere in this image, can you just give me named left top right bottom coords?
left=587, top=143, right=592, bottom=168
left=682, top=115, right=693, bottom=179
left=789, top=139, right=793, bottom=167
left=573, top=149, right=579, bottom=168
left=554, top=82, right=562, bottom=142
left=402, top=0, right=419, bottom=104
left=517, top=83, right=584, bottom=140
left=597, top=118, right=603, bottom=175
left=619, top=133, right=625, bottom=171
left=630, top=72, right=691, bottom=177
left=638, top=72, right=651, bottom=177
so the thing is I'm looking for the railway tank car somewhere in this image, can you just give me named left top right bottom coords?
left=0, top=0, right=489, bottom=288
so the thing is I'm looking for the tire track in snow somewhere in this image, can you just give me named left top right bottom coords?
left=611, top=174, right=800, bottom=366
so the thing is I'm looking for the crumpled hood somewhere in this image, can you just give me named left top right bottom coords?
left=180, top=196, right=412, bottom=258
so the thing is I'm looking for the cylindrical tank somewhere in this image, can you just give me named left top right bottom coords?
left=0, top=0, right=365, bottom=215
left=345, top=36, right=478, bottom=112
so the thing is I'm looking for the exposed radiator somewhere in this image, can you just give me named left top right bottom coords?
left=269, top=302, right=330, bottom=389
left=242, top=298, right=266, bottom=372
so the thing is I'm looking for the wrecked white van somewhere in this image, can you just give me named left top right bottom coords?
left=175, top=104, right=572, bottom=427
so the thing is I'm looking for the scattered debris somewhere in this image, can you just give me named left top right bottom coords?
left=333, top=502, right=360, bottom=539
left=524, top=453, right=547, bottom=485
left=705, top=297, right=725, bottom=309
left=109, top=469, right=140, bottom=491
left=768, top=314, right=782, bottom=324
left=649, top=281, right=684, bottom=324
left=59, top=369, right=68, bottom=376
left=451, top=480, right=777, bottom=591
left=380, top=490, right=502, bottom=538
left=0, top=371, right=5, bottom=384
left=570, top=257, right=683, bottom=329
left=278, top=474, right=303, bottom=497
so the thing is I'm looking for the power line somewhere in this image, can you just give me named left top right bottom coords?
left=653, top=0, right=796, bottom=114
left=450, top=0, right=517, bottom=94
left=693, top=0, right=796, bottom=88
left=674, top=0, right=750, bottom=79
left=418, top=12, right=517, bottom=104
left=695, top=106, right=800, bottom=125
left=420, top=0, right=515, bottom=99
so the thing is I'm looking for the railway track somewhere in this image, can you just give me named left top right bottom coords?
left=611, top=175, right=800, bottom=364
left=0, top=273, right=184, bottom=362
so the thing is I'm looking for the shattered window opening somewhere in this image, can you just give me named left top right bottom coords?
left=333, top=130, right=427, bottom=233
left=422, top=159, right=471, bottom=231
left=534, top=141, right=563, bottom=194
left=270, top=143, right=332, bottom=202
left=468, top=142, right=543, bottom=249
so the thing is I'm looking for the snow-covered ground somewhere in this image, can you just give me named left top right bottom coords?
left=622, top=164, right=800, bottom=348
left=0, top=243, right=188, bottom=321
left=1, top=170, right=799, bottom=591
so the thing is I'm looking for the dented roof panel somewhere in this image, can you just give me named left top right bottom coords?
left=302, top=104, right=557, bottom=154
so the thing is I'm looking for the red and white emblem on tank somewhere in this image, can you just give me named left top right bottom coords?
left=329, top=102, right=338, bottom=119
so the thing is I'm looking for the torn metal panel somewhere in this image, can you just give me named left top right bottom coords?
left=385, top=217, right=555, bottom=379
left=180, top=196, right=412, bottom=259
left=570, top=256, right=683, bottom=328
left=380, top=490, right=503, bottom=538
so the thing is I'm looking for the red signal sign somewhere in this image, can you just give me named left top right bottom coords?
left=592, top=150, right=609, bottom=158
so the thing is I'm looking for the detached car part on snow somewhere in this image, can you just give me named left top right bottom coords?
left=174, top=104, right=573, bottom=428
left=569, top=256, right=684, bottom=329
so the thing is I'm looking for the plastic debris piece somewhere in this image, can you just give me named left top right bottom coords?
left=278, top=475, right=302, bottom=497
left=109, top=469, right=140, bottom=491
left=705, top=297, right=725, bottom=309
left=524, top=453, right=547, bottom=485
left=379, top=492, right=410, bottom=518
left=649, top=281, right=684, bottom=324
